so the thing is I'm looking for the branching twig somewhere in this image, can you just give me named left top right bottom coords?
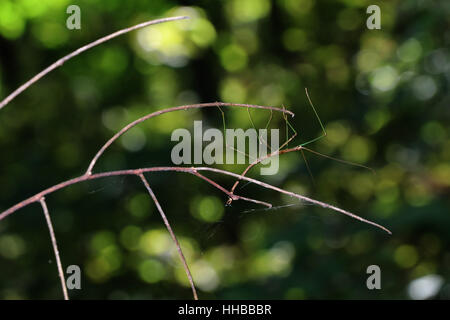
left=0, top=16, right=189, bottom=111
left=1, top=166, right=391, bottom=234
left=39, top=198, right=69, bottom=300
left=0, top=10, right=391, bottom=300
left=0, top=167, right=267, bottom=221
left=138, top=173, right=198, bottom=300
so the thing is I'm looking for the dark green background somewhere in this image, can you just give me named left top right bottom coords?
left=0, top=0, right=449, bottom=299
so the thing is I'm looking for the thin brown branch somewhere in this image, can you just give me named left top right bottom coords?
left=85, top=103, right=294, bottom=175
left=137, top=173, right=198, bottom=300
left=0, top=166, right=391, bottom=234
left=39, top=197, right=69, bottom=300
left=0, top=16, right=189, bottom=111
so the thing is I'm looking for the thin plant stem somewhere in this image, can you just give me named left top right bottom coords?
left=0, top=166, right=391, bottom=234
left=0, top=16, right=189, bottom=111
left=85, top=102, right=294, bottom=175
left=39, top=198, right=69, bottom=300
left=138, top=173, right=198, bottom=300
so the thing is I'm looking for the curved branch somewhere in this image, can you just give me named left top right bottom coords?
left=0, top=16, right=189, bottom=111
left=85, top=102, right=294, bottom=175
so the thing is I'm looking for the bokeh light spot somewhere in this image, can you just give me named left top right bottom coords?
left=394, top=245, right=419, bottom=268
left=138, top=259, right=166, bottom=283
left=191, top=196, right=225, bottom=223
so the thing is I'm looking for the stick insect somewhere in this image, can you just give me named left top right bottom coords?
left=218, top=88, right=374, bottom=211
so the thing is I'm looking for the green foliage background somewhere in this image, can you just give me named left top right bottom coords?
left=0, top=0, right=449, bottom=299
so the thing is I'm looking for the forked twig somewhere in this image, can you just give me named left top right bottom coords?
left=0, top=164, right=391, bottom=300
left=1, top=166, right=392, bottom=234
left=138, top=173, right=198, bottom=300
left=0, top=16, right=189, bottom=110
left=39, top=198, right=69, bottom=300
